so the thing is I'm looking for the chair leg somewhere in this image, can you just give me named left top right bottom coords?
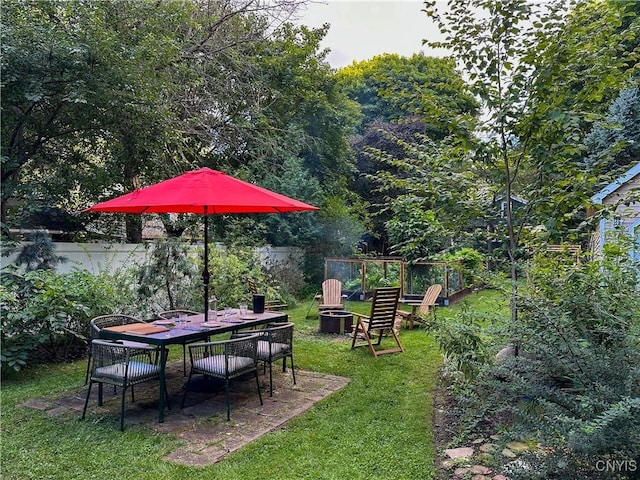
left=224, top=378, right=231, bottom=421
left=289, top=354, right=296, bottom=385
left=81, top=381, right=93, bottom=420
left=182, top=344, right=187, bottom=376
left=255, top=370, right=263, bottom=406
left=98, top=382, right=104, bottom=406
left=120, top=386, right=127, bottom=431
left=84, top=353, right=92, bottom=385
left=350, top=323, right=361, bottom=349
left=268, top=361, right=274, bottom=397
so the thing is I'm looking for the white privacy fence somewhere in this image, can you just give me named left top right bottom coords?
left=1, top=242, right=302, bottom=274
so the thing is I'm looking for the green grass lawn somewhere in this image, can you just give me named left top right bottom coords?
left=1, top=290, right=504, bottom=480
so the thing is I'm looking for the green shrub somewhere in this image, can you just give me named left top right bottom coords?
left=0, top=267, right=122, bottom=370
left=456, top=247, right=640, bottom=479
left=439, top=247, right=486, bottom=287
left=206, top=247, right=265, bottom=307
left=425, top=303, right=494, bottom=379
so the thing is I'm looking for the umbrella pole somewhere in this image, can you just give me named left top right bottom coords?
left=203, top=210, right=210, bottom=323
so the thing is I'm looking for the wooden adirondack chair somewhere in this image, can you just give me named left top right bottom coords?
left=350, top=287, right=403, bottom=357
left=397, top=284, right=442, bottom=329
left=317, top=278, right=345, bottom=311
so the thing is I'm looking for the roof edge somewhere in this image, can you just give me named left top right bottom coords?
left=591, top=162, right=640, bottom=204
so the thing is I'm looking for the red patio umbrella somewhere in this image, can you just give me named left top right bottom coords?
left=85, top=167, right=318, bottom=321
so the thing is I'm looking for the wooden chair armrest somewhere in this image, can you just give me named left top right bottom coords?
left=400, top=300, right=423, bottom=306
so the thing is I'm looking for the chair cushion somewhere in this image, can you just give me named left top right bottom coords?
left=120, top=340, right=154, bottom=350
left=256, top=341, right=289, bottom=360
left=95, top=361, right=160, bottom=381
left=193, top=355, right=254, bottom=376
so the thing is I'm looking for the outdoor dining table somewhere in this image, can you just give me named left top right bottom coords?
left=99, top=310, right=288, bottom=422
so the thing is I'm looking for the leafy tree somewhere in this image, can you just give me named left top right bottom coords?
left=136, top=237, right=199, bottom=312
left=220, top=22, right=362, bottom=260
left=351, top=118, right=431, bottom=254
left=582, top=84, right=640, bottom=177
left=424, top=0, right=639, bottom=330
left=336, top=53, right=479, bottom=255
left=2, top=0, right=323, bottom=243
left=519, top=0, right=640, bottom=238
left=336, top=53, right=478, bottom=132
left=244, top=23, right=360, bottom=183
left=366, top=127, right=486, bottom=261
left=1, top=0, right=182, bottom=226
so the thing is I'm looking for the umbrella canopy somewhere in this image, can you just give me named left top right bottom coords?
left=85, top=167, right=318, bottom=215
left=85, top=167, right=318, bottom=320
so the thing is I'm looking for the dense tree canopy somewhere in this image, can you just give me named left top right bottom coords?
left=1, top=0, right=361, bottom=251
left=3, top=0, right=637, bottom=272
left=336, top=53, right=478, bottom=132
left=583, top=84, right=640, bottom=177
left=335, top=53, right=479, bottom=254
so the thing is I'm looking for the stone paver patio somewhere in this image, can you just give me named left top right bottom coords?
left=20, top=360, right=349, bottom=467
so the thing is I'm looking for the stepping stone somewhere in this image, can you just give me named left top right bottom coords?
left=471, top=464, right=492, bottom=474
left=477, top=453, right=493, bottom=463
left=502, top=448, right=517, bottom=458
left=445, top=447, right=474, bottom=459
left=441, top=460, right=455, bottom=470
left=480, top=443, right=497, bottom=452
left=454, top=467, right=471, bottom=478
left=19, top=399, right=53, bottom=410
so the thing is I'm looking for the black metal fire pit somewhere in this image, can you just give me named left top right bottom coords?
left=319, top=310, right=353, bottom=334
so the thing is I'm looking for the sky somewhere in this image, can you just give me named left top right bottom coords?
left=294, top=0, right=448, bottom=69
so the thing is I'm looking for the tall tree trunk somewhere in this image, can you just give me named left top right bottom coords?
left=125, top=216, right=143, bottom=243
left=503, top=155, right=520, bottom=357
left=121, top=128, right=143, bottom=243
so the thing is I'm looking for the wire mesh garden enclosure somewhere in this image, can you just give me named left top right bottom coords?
left=323, top=257, right=468, bottom=305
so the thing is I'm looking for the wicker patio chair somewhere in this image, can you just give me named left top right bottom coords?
left=85, top=314, right=159, bottom=385
left=234, top=322, right=296, bottom=396
left=181, top=334, right=263, bottom=420
left=81, top=340, right=169, bottom=431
